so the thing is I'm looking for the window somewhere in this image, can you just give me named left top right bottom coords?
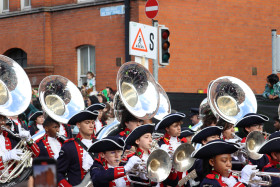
left=3, top=0, right=9, bottom=12
left=77, top=45, right=96, bottom=87
left=21, top=0, right=31, bottom=10
left=4, top=48, right=27, bottom=68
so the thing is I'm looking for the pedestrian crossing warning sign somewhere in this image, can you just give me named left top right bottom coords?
left=132, top=29, right=148, bottom=52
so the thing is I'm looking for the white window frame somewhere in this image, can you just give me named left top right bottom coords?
left=1, top=0, right=9, bottom=13
left=21, top=0, right=31, bottom=10
left=77, top=45, right=96, bottom=87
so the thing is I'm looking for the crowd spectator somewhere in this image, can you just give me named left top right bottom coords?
left=262, top=73, right=280, bottom=100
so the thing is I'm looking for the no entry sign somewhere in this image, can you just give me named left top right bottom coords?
left=145, top=0, right=159, bottom=19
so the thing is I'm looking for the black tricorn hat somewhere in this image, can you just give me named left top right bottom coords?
left=258, top=137, right=280, bottom=154
left=191, top=139, right=240, bottom=159
left=235, top=113, right=269, bottom=128
left=191, top=126, right=223, bottom=144
left=86, top=103, right=106, bottom=112
left=179, top=127, right=195, bottom=138
left=155, top=112, right=185, bottom=130
left=68, top=110, right=98, bottom=125
left=88, top=136, right=124, bottom=153
left=29, top=111, right=44, bottom=121
left=125, top=124, right=154, bottom=146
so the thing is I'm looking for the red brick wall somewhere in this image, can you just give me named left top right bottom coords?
left=137, top=0, right=280, bottom=94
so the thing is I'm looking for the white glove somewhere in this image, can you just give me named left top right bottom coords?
left=225, top=139, right=239, bottom=143
left=19, top=130, right=31, bottom=141
left=249, top=175, right=262, bottom=187
left=240, top=165, right=259, bottom=184
left=124, top=156, right=142, bottom=172
left=2, top=149, right=24, bottom=162
left=222, top=176, right=238, bottom=187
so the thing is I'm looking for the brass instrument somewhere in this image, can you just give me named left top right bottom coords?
left=172, top=143, right=196, bottom=172
left=229, top=169, right=280, bottom=186
left=0, top=55, right=33, bottom=185
left=150, top=132, right=164, bottom=152
left=207, top=76, right=257, bottom=124
left=245, top=131, right=265, bottom=160
left=38, top=75, right=85, bottom=124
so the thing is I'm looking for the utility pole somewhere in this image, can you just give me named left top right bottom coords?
left=152, top=20, right=159, bottom=82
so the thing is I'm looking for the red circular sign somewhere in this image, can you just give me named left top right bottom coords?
left=145, top=0, right=159, bottom=19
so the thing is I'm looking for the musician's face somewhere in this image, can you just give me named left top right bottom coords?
left=87, top=98, right=92, bottom=106
left=202, top=135, right=220, bottom=145
left=190, top=115, right=199, bottom=125
left=166, top=121, right=181, bottom=137
left=98, top=109, right=103, bottom=120
left=45, top=122, right=60, bottom=137
left=77, top=120, right=95, bottom=137
left=245, top=124, right=263, bottom=133
left=223, top=125, right=235, bottom=140
left=35, top=115, right=44, bottom=125
left=100, top=150, right=123, bottom=167
left=274, top=120, right=280, bottom=131
left=136, top=133, right=152, bottom=152
left=209, top=154, right=232, bottom=177
left=125, top=119, right=143, bottom=131
left=271, top=152, right=280, bottom=162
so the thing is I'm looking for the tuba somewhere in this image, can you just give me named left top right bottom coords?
left=38, top=75, right=85, bottom=124
left=207, top=76, right=257, bottom=124
left=0, top=55, right=33, bottom=185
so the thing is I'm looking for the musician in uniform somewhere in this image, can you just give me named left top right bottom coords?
left=191, top=139, right=259, bottom=187
left=87, top=103, right=107, bottom=135
left=58, top=122, right=72, bottom=139
left=235, top=113, right=269, bottom=143
left=0, top=114, right=40, bottom=171
left=124, top=124, right=158, bottom=186
left=155, top=112, right=186, bottom=187
left=89, top=136, right=140, bottom=187
left=36, top=116, right=63, bottom=159
left=189, top=108, right=202, bottom=131
left=182, top=126, right=223, bottom=187
left=8, top=115, right=27, bottom=134
left=118, top=109, right=144, bottom=140
left=27, top=111, right=44, bottom=136
left=257, top=131, right=280, bottom=187
left=57, top=110, right=98, bottom=186
left=179, top=127, right=195, bottom=144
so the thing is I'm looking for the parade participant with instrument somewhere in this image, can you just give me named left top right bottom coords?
left=124, top=124, right=157, bottom=186
left=87, top=103, right=107, bottom=134
left=182, top=126, right=223, bottom=187
left=235, top=113, right=269, bottom=143
left=28, top=111, right=44, bottom=136
left=88, top=136, right=136, bottom=187
left=57, top=110, right=98, bottom=187
left=179, top=127, right=195, bottom=143
left=191, top=139, right=259, bottom=187
left=36, top=116, right=63, bottom=159
left=257, top=131, right=280, bottom=187
left=155, top=112, right=185, bottom=187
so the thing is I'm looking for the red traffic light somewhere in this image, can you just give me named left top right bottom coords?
left=162, top=30, right=170, bottom=40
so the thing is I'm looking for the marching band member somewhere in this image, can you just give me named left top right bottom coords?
left=88, top=136, right=136, bottom=187
left=216, top=119, right=236, bottom=141
left=58, top=122, right=72, bottom=139
left=155, top=112, right=185, bottom=187
left=28, top=111, right=44, bottom=136
left=0, top=114, right=40, bottom=171
left=124, top=124, right=157, bottom=186
left=87, top=103, right=107, bottom=134
left=9, top=115, right=26, bottom=133
left=57, top=110, right=98, bottom=187
left=191, top=139, right=259, bottom=187
left=179, top=127, right=195, bottom=144
left=189, top=108, right=202, bottom=131
left=36, top=117, right=63, bottom=159
left=183, top=126, right=223, bottom=187
left=257, top=132, right=280, bottom=187
left=235, top=113, right=269, bottom=143
left=118, top=109, right=144, bottom=140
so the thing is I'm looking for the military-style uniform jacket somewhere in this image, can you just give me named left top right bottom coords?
left=90, top=157, right=129, bottom=187
left=57, top=133, right=96, bottom=187
left=200, top=170, right=247, bottom=187
left=262, top=159, right=280, bottom=187
left=36, top=134, right=63, bottom=159
left=0, top=132, right=40, bottom=170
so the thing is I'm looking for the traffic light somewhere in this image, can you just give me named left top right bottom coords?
left=159, top=27, right=170, bottom=66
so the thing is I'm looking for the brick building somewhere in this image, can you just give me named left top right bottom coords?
left=0, top=0, right=279, bottom=93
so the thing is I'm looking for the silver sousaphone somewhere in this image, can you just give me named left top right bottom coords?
left=207, top=76, right=257, bottom=124
left=38, top=75, right=85, bottom=124
left=0, top=55, right=33, bottom=185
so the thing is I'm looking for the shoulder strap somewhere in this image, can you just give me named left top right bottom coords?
left=75, top=138, right=95, bottom=160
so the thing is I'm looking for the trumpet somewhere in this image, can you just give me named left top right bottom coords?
left=229, top=169, right=280, bottom=186
left=56, top=132, right=68, bottom=142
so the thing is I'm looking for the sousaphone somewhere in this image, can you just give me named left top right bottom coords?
left=0, top=55, right=33, bottom=185
left=207, top=76, right=257, bottom=124
left=38, top=75, right=85, bottom=124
